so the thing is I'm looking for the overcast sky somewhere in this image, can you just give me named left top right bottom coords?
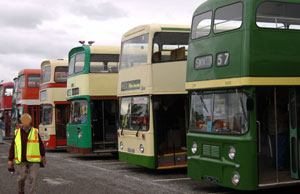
left=0, top=0, right=206, bottom=83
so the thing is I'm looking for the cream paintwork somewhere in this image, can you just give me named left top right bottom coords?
left=67, top=74, right=118, bottom=97
left=118, top=24, right=189, bottom=157
left=67, top=46, right=120, bottom=98
left=39, top=60, right=68, bottom=141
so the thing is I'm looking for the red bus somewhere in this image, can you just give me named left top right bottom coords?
left=16, top=69, right=41, bottom=128
left=0, top=82, right=13, bottom=137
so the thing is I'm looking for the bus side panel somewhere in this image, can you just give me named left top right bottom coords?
left=187, top=132, right=258, bottom=190
left=119, top=152, right=156, bottom=169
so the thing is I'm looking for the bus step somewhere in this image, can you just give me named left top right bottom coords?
left=93, top=141, right=117, bottom=145
left=93, top=149, right=118, bottom=153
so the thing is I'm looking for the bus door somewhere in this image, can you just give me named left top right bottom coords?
left=257, top=87, right=291, bottom=185
left=55, top=104, right=69, bottom=146
left=27, top=105, right=40, bottom=128
left=153, top=95, right=187, bottom=169
left=91, top=100, right=118, bottom=151
left=289, top=88, right=300, bottom=179
left=5, top=110, right=11, bottom=136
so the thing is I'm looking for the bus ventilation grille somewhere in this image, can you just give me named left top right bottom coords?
left=202, top=144, right=220, bottom=158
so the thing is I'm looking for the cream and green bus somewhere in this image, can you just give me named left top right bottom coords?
left=118, top=24, right=190, bottom=169
left=67, top=46, right=120, bottom=154
left=39, top=60, right=69, bottom=149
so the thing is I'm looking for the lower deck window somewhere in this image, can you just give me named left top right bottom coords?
left=189, top=91, right=248, bottom=134
left=41, top=105, right=53, bottom=125
left=70, top=99, right=88, bottom=124
left=120, top=96, right=149, bottom=131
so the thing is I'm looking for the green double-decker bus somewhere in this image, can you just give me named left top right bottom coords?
left=66, top=45, right=120, bottom=154
left=186, top=0, right=300, bottom=190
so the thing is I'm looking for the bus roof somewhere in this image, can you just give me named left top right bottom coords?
left=18, top=69, right=40, bottom=77
left=41, top=59, right=68, bottom=69
left=69, top=45, right=120, bottom=58
left=122, top=24, right=190, bottom=42
left=1, top=82, right=13, bottom=87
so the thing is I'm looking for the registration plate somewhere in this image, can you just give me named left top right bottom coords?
left=128, top=148, right=135, bottom=153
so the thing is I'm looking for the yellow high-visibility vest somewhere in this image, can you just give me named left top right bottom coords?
left=14, top=127, right=41, bottom=164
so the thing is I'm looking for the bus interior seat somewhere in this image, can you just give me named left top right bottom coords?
left=175, top=47, right=186, bottom=60
left=153, top=51, right=161, bottom=62
left=170, top=50, right=177, bottom=61
left=109, top=66, right=118, bottom=73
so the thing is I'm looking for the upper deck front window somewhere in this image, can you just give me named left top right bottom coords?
left=41, top=66, right=51, bottom=83
left=90, top=54, right=119, bottom=73
left=120, top=34, right=149, bottom=69
left=4, top=87, right=13, bottom=96
left=68, top=52, right=85, bottom=75
left=191, top=11, right=212, bottom=39
left=28, top=74, right=40, bottom=88
left=19, top=75, right=25, bottom=89
left=256, top=2, right=300, bottom=30
left=55, top=66, right=68, bottom=83
left=189, top=91, right=248, bottom=135
left=214, top=2, right=243, bottom=33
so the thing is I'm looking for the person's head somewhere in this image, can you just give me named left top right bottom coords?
left=21, top=113, right=31, bottom=128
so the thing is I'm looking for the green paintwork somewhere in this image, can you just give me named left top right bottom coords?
left=119, top=152, right=156, bottom=169
left=186, top=0, right=300, bottom=84
left=66, top=95, right=92, bottom=150
left=161, top=27, right=191, bottom=32
left=68, top=46, right=91, bottom=78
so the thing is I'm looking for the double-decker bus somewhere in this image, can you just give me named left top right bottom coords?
left=16, top=69, right=41, bottom=128
left=186, top=0, right=300, bottom=190
left=67, top=46, right=120, bottom=154
left=0, top=82, right=13, bottom=137
left=118, top=24, right=190, bottom=169
left=39, top=60, right=69, bottom=149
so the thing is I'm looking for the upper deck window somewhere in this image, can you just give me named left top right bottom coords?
left=68, top=52, right=85, bottom=75
left=90, top=54, right=119, bottom=73
left=256, top=2, right=300, bottom=30
left=54, top=66, right=68, bottom=83
left=19, top=75, right=25, bottom=89
left=28, top=74, right=40, bottom=88
left=41, top=66, right=51, bottom=83
left=4, top=87, right=13, bottom=96
left=0, top=87, right=3, bottom=96
left=152, top=32, right=189, bottom=63
left=120, top=34, right=149, bottom=69
left=214, top=2, right=243, bottom=33
left=191, top=11, right=212, bottom=39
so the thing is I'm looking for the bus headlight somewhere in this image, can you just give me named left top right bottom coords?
left=120, top=141, right=124, bottom=150
left=228, top=146, right=236, bottom=160
left=191, top=142, right=198, bottom=154
left=231, top=171, right=240, bottom=186
left=140, top=144, right=144, bottom=153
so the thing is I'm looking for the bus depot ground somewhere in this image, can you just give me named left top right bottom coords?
left=0, top=141, right=299, bottom=194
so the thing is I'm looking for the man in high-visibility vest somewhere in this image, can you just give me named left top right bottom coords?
left=8, top=113, right=46, bottom=194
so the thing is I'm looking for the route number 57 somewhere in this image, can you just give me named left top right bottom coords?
left=216, top=52, right=230, bottom=66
